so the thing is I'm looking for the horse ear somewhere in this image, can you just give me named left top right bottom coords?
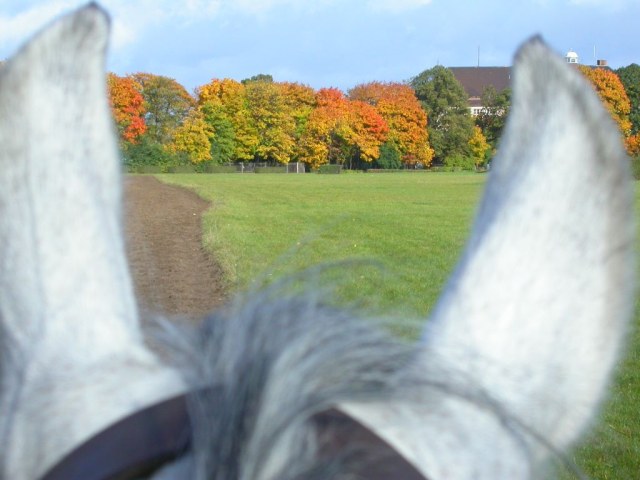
left=0, top=6, right=184, bottom=479
left=342, top=37, right=635, bottom=478
left=421, top=35, right=635, bottom=462
left=0, top=3, right=135, bottom=351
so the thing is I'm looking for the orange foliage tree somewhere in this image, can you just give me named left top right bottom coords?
left=298, top=88, right=388, bottom=169
left=298, top=88, right=349, bottom=169
left=627, top=134, right=640, bottom=156
left=579, top=66, right=633, bottom=153
left=106, top=73, right=146, bottom=143
left=349, top=82, right=433, bottom=167
left=342, top=100, right=389, bottom=167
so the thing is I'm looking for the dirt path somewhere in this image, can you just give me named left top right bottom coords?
left=123, top=176, right=226, bottom=320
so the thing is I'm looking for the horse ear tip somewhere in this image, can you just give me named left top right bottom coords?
left=514, top=35, right=550, bottom=66
left=77, top=3, right=111, bottom=33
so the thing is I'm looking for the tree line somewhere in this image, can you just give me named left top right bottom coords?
left=107, top=63, right=640, bottom=172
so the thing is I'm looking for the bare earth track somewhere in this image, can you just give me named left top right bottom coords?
left=124, top=176, right=226, bottom=320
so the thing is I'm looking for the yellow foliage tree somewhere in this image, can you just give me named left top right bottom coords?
left=245, top=81, right=296, bottom=164
left=168, top=110, right=213, bottom=163
left=468, top=125, right=490, bottom=168
left=197, top=78, right=258, bottom=161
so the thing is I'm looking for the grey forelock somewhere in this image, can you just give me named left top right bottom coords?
left=155, top=286, right=416, bottom=479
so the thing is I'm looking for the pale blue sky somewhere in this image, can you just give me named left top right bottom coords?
left=2, top=0, right=638, bottom=93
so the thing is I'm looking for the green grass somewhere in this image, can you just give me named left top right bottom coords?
left=156, top=171, right=639, bottom=478
left=158, top=172, right=484, bottom=322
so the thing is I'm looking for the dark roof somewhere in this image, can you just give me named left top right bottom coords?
left=449, top=67, right=512, bottom=98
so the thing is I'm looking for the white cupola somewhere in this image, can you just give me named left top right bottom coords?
left=565, top=50, right=579, bottom=64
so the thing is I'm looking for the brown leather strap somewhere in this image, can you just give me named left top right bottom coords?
left=41, top=393, right=427, bottom=480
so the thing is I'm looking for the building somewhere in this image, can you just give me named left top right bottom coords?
left=450, top=49, right=609, bottom=116
left=449, top=67, right=511, bottom=116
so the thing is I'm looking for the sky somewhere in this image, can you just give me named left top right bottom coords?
left=1, top=0, right=639, bottom=94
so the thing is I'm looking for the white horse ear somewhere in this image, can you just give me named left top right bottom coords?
left=420, top=35, right=635, bottom=461
left=0, top=6, right=184, bottom=478
left=0, top=3, right=135, bottom=351
left=342, top=37, right=635, bottom=478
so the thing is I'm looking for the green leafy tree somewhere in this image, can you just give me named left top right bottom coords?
left=132, top=73, right=195, bottom=146
left=200, top=102, right=237, bottom=164
left=121, top=135, right=177, bottom=170
left=376, top=141, right=403, bottom=169
left=197, top=79, right=259, bottom=161
left=411, top=66, right=475, bottom=163
left=475, top=85, right=511, bottom=147
left=241, top=74, right=274, bottom=85
left=616, top=64, right=640, bottom=136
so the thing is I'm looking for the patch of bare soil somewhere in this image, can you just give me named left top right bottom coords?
left=123, top=176, right=226, bottom=320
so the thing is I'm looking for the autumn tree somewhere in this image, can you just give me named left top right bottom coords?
left=349, top=82, right=433, bottom=167
left=279, top=82, right=316, bottom=140
left=468, top=125, right=490, bottom=168
left=298, top=88, right=349, bottom=169
left=197, top=78, right=258, bottom=161
left=411, top=66, right=474, bottom=163
left=342, top=100, right=389, bottom=168
left=107, top=73, right=146, bottom=143
left=245, top=81, right=296, bottom=164
left=132, top=73, right=194, bottom=145
left=298, top=88, right=388, bottom=169
left=579, top=66, right=632, bottom=143
left=168, top=109, right=213, bottom=163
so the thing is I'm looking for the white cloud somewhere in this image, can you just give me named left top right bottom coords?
left=0, top=1, right=77, bottom=53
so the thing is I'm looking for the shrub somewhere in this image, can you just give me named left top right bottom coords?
left=442, top=154, right=476, bottom=172
left=122, top=136, right=183, bottom=173
left=376, top=141, right=403, bottom=170
left=631, top=155, right=640, bottom=180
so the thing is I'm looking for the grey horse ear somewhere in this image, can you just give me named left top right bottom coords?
left=342, top=37, right=635, bottom=478
left=0, top=6, right=184, bottom=479
left=421, top=35, right=635, bottom=464
left=0, top=3, right=132, bottom=348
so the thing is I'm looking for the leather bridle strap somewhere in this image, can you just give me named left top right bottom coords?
left=41, top=393, right=427, bottom=480
left=40, top=394, right=191, bottom=480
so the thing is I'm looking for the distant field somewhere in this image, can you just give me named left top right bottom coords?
left=157, top=171, right=639, bottom=478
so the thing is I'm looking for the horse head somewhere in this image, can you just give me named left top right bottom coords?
left=0, top=4, right=634, bottom=479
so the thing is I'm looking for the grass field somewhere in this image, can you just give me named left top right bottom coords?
left=158, top=171, right=639, bottom=478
